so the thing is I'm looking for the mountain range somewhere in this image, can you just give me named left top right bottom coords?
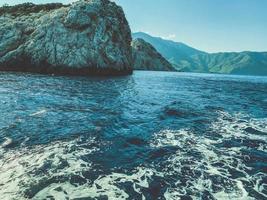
left=133, top=32, right=267, bottom=76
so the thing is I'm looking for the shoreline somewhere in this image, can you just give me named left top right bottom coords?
left=0, top=66, right=133, bottom=77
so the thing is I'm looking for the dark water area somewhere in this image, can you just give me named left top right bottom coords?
left=0, top=71, right=266, bottom=199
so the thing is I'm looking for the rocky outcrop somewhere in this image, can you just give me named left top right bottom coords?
left=131, top=38, right=175, bottom=71
left=0, top=0, right=133, bottom=76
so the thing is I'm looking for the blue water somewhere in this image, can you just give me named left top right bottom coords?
left=0, top=71, right=266, bottom=199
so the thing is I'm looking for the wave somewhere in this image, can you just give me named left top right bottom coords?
left=154, top=112, right=267, bottom=199
left=0, top=112, right=266, bottom=199
left=0, top=137, right=99, bottom=200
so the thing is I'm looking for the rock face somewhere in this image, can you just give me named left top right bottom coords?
left=131, top=38, right=175, bottom=71
left=0, top=0, right=133, bottom=76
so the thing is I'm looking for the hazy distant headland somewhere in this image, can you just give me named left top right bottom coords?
left=133, top=32, right=267, bottom=76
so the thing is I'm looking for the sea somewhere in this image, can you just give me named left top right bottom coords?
left=0, top=71, right=266, bottom=200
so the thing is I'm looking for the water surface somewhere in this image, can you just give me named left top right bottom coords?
left=0, top=71, right=267, bottom=199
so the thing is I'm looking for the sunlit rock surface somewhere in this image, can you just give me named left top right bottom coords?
left=0, top=0, right=133, bottom=75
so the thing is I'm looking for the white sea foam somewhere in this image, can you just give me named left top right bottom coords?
left=0, top=112, right=266, bottom=199
left=33, top=167, right=162, bottom=200
left=211, top=111, right=267, bottom=143
left=0, top=139, right=160, bottom=199
left=1, top=137, right=13, bottom=148
left=30, top=109, right=47, bottom=117
left=153, top=112, right=267, bottom=199
left=0, top=137, right=98, bottom=200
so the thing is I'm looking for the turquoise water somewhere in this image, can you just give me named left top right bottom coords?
left=0, top=71, right=266, bottom=199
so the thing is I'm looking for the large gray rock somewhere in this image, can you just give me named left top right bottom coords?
left=132, top=38, right=175, bottom=71
left=0, top=0, right=133, bottom=75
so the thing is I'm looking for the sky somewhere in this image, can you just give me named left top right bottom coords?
left=1, top=0, right=267, bottom=53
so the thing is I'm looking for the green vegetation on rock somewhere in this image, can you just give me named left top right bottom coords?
left=133, top=32, right=267, bottom=76
left=0, top=3, right=66, bottom=17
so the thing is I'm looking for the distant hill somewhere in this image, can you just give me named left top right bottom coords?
left=131, top=38, right=175, bottom=71
left=132, top=32, right=267, bottom=76
left=132, top=32, right=205, bottom=65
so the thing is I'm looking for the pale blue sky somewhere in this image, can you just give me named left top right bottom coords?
left=1, top=0, right=267, bottom=53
